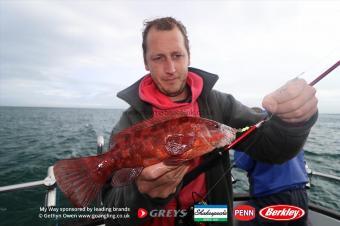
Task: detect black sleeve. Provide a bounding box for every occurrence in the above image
[217,91,318,164]
[235,113,318,164]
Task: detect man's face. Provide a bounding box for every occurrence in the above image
[144,27,190,97]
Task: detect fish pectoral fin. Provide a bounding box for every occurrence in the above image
[163,157,190,166]
[165,134,195,156]
[111,167,143,187]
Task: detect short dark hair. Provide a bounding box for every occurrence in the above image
[142,17,190,65]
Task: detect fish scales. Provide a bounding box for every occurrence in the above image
[53,116,237,207]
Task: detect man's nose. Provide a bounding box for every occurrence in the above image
[164,58,176,73]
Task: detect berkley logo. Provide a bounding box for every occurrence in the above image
[234,205,255,221]
[259,205,305,221]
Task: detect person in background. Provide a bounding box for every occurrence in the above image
[102,17,318,226]
[234,107,309,226]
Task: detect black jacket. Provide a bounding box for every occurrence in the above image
[102,67,317,226]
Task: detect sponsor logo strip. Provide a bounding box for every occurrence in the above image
[194,205,228,222]
[259,205,305,221]
[137,208,188,218]
[234,205,256,221]
[137,208,148,218]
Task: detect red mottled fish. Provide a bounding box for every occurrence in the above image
[53,116,236,207]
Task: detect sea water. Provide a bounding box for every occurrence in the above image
[0,107,339,225]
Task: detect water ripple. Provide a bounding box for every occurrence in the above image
[0,107,339,225]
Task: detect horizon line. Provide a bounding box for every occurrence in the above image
[1,105,339,114]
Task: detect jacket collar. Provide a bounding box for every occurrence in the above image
[116,67,219,113]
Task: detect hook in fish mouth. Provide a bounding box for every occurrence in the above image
[216,124,237,148]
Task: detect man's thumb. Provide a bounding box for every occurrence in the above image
[262,95,277,114]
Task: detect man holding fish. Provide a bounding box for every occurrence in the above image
[52,17,318,225]
[97,17,318,226]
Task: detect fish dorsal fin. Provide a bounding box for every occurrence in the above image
[111,113,190,144]
[165,134,195,156]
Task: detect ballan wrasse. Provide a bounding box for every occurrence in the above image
[53,116,237,207]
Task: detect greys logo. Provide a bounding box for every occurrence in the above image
[138,208,188,218]
[150,209,187,218]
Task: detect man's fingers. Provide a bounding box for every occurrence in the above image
[262,94,278,114]
[154,164,189,186]
[139,162,181,180]
[138,164,190,198]
[277,98,318,123]
[150,165,189,192]
[148,185,177,199]
[169,164,190,180]
[272,85,316,115]
[262,78,307,113]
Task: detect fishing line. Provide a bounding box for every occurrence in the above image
[189,60,339,204]
[199,115,272,202]
[294,48,339,80]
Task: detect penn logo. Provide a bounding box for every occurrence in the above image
[259,205,305,221]
[234,205,255,221]
[137,208,148,218]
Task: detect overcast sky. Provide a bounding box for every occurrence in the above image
[0,0,339,113]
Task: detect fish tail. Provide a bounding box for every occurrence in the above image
[53,154,112,207]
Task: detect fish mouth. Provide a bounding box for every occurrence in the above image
[217,125,236,147]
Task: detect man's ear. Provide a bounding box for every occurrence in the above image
[144,57,150,71]
[145,63,149,71]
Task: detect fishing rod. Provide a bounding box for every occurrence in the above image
[182,60,339,188]
[309,60,339,86]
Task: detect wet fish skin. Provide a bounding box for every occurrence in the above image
[53,116,236,207]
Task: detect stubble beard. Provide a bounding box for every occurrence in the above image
[159,81,187,97]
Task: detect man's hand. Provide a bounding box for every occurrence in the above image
[136,162,190,198]
[262,78,318,123]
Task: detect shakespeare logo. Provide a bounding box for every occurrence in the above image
[259,205,305,221]
[194,205,228,222]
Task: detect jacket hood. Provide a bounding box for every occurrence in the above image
[116,67,219,113]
